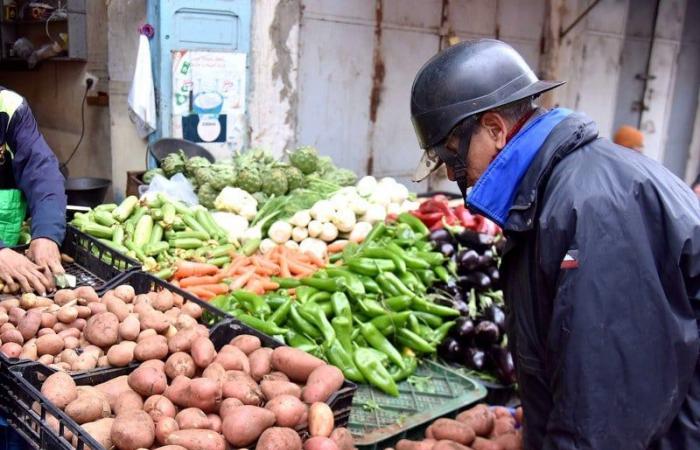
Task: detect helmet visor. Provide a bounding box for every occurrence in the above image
[412,146,444,182]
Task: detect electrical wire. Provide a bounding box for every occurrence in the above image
[60,84,89,172]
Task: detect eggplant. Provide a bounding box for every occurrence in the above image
[485,266,500,285]
[487,305,506,333]
[494,238,507,255]
[474,320,500,347]
[456,229,494,252]
[457,249,480,274]
[477,250,494,268]
[488,346,517,385]
[461,271,491,290]
[463,347,486,370]
[453,316,475,340]
[429,228,454,246]
[439,242,455,258]
[438,336,462,362]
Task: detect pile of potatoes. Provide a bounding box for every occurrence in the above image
[0,284,206,372]
[36,333,355,450]
[391,404,523,450]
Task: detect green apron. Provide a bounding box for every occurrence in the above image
[0,146,27,246]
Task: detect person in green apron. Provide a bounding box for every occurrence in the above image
[0,87,66,295]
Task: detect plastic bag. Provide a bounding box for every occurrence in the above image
[139,173,199,206]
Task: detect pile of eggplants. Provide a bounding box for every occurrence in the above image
[428,228,516,386]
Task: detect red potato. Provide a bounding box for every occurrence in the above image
[166,429,225,450]
[396,439,438,450]
[428,419,476,446]
[165,352,196,379]
[492,407,513,419]
[75,386,111,418]
[257,426,303,450]
[41,371,77,409]
[65,394,106,424]
[471,437,505,450]
[111,410,155,450]
[271,347,325,383]
[456,404,494,437]
[155,446,187,450]
[168,328,198,353]
[84,312,120,347]
[138,328,158,342]
[134,302,154,317]
[36,328,55,337]
[76,305,91,319]
[71,353,98,372]
[302,365,344,403]
[180,302,202,319]
[221,405,276,447]
[40,312,56,329]
[187,377,222,413]
[175,313,197,330]
[140,359,166,371]
[330,428,355,450]
[222,378,263,406]
[57,349,79,365]
[8,307,26,326]
[218,398,243,419]
[63,336,79,350]
[156,417,179,445]
[107,343,135,367]
[176,407,210,430]
[140,309,170,333]
[261,379,302,399]
[56,305,79,324]
[17,310,42,340]
[119,314,141,341]
[0,328,23,345]
[37,354,54,365]
[191,337,217,368]
[82,345,103,359]
[114,285,136,303]
[96,375,131,410]
[249,347,273,381]
[304,437,340,450]
[134,334,169,361]
[80,418,114,449]
[206,414,221,433]
[493,430,522,450]
[144,395,177,422]
[53,289,77,306]
[432,441,472,450]
[74,286,99,304]
[490,417,516,438]
[57,328,80,339]
[114,389,144,415]
[88,302,107,315]
[201,362,226,384]
[128,365,168,396]
[0,311,8,327]
[19,341,37,360]
[265,394,307,428]
[36,334,64,356]
[173,293,184,308]
[164,375,191,407]
[66,318,86,331]
[152,289,174,311]
[230,334,261,355]
[214,346,250,372]
[308,402,334,437]
[0,322,15,333]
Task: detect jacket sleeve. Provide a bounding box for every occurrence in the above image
[7,101,66,245]
[539,182,700,450]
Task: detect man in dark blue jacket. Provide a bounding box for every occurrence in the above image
[0,87,66,295]
[411,39,700,449]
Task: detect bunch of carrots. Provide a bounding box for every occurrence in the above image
[169,245,327,300]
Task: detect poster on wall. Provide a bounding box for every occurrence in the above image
[171,50,247,160]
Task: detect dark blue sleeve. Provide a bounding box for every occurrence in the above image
[7,101,66,245]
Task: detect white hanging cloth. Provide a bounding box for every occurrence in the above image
[128,34,157,138]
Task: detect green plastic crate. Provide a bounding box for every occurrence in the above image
[349,360,487,450]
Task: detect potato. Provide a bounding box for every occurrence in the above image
[257,426,303,450]
[188,377,222,413]
[492,407,512,419]
[63,336,80,350]
[107,343,135,367]
[214,347,249,372]
[88,302,107,315]
[145,395,177,422]
[134,335,169,361]
[490,417,516,438]
[142,359,166,371]
[56,306,79,324]
[514,407,523,424]
[138,328,158,341]
[271,347,325,383]
[37,328,55,337]
[249,347,273,382]
[330,428,355,450]
[58,349,79,365]
[168,328,198,353]
[67,318,87,331]
[128,365,168,396]
[206,414,221,433]
[302,365,344,403]
[114,285,136,303]
[432,441,472,450]
[180,302,202,319]
[0,298,19,309]
[58,328,80,339]
[152,289,174,311]
[165,352,196,379]
[81,418,114,449]
[456,404,494,437]
[164,375,191,407]
[428,419,476,446]
[166,429,225,450]
[221,405,275,447]
[76,305,91,319]
[17,310,41,341]
[84,312,120,347]
[493,431,522,450]
[164,325,178,339]
[176,407,210,430]
[202,362,226,384]
[173,293,184,308]
[75,386,111,417]
[71,353,98,371]
[140,309,170,333]
[471,437,505,450]
[83,345,103,359]
[19,341,37,360]
[308,402,334,437]
[0,322,15,333]
[40,312,57,329]
[218,397,243,418]
[111,410,155,450]
[37,354,54,365]
[41,371,77,409]
[36,334,64,356]
[114,389,144,415]
[0,311,8,327]
[175,314,197,330]
[8,307,26,326]
[106,296,130,322]
[134,302,154,317]
[191,337,217,368]
[222,377,263,406]
[155,446,188,450]
[1,328,24,346]
[304,437,340,450]
[156,417,180,445]
[230,334,261,355]
[74,286,99,304]
[261,380,302,399]
[265,394,307,428]
[65,394,106,424]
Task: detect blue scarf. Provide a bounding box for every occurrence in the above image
[466,108,572,226]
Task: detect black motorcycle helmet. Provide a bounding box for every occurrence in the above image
[411,39,565,188]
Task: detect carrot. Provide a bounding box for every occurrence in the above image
[192,283,229,295]
[303,251,326,267]
[279,253,292,278]
[327,240,349,253]
[246,279,265,295]
[253,256,280,272]
[230,268,256,290]
[254,266,277,276]
[260,280,280,291]
[224,256,250,277]
[185,286,216,301]
[174,261,219,279]
[288,259,316,274]
[179,275,223,288]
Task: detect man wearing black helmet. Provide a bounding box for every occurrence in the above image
[411,39,700,449]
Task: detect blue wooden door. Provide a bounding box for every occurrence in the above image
[147,0,252,140]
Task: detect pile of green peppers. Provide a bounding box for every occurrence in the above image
[210,214,459,396]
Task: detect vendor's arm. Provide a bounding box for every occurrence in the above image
[6,93,66,273]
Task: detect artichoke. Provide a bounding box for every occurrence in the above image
[161,149,186,177]
[289,146,319,174]
[284,165,305,191]
[210,165,237,190]
[185,156,210,177]
[317,155,335,175]
[236,167,263,193]
[262,168,289,197]
[197,183,219,209]
[195,167,215,186]
[323,168,357,187]
[142,168,164,184]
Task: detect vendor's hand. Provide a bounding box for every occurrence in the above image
[28,238,64,276]
[0,247,52,295]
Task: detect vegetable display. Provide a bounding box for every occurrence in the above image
[36,329,356,450]
[210,216,460,396]
[412,195,500,236]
